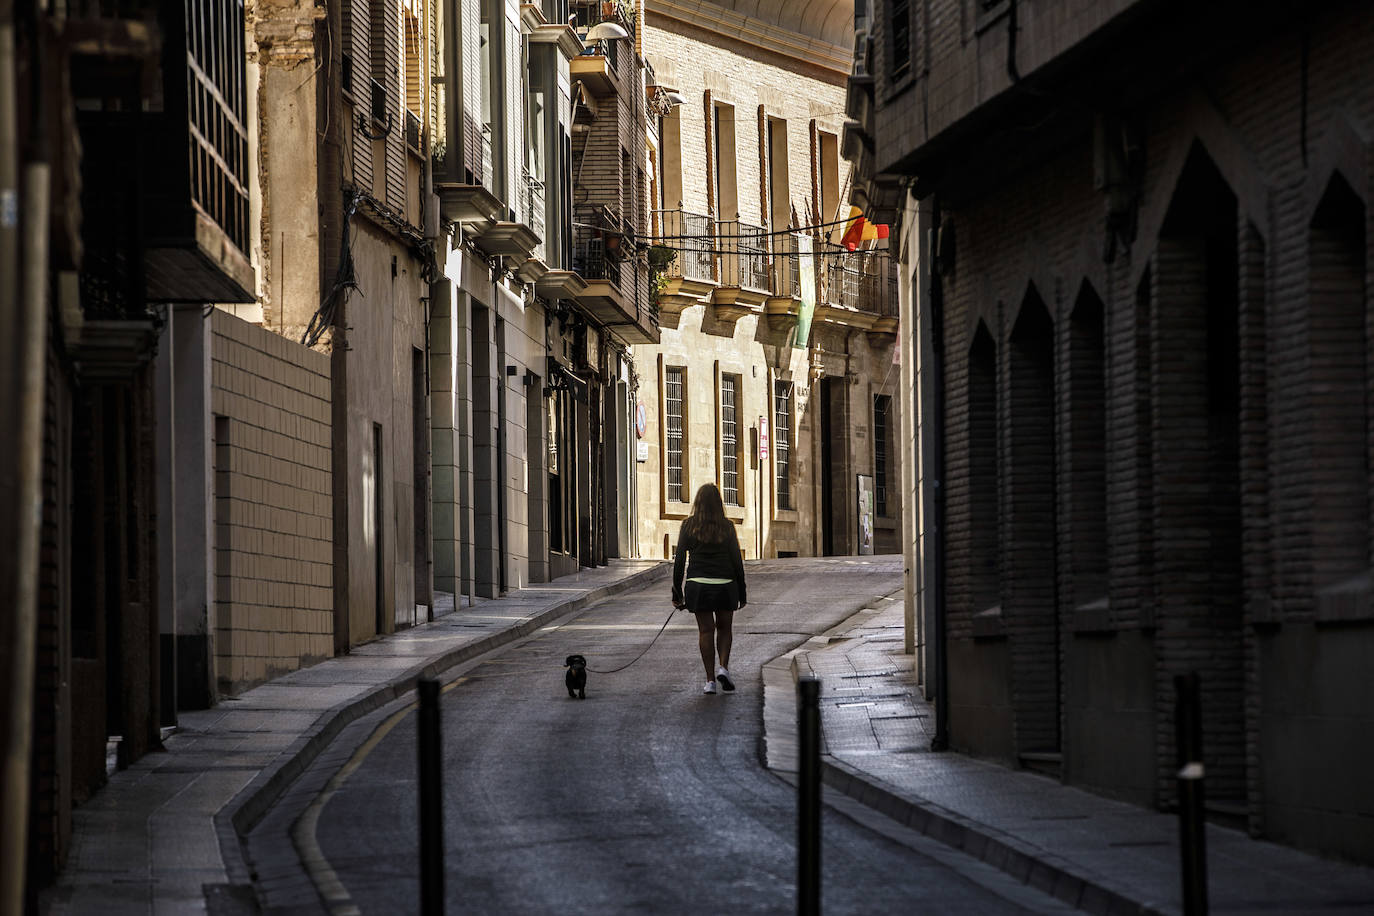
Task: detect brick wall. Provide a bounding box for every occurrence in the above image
[891,0,1374,862]
[210,311,333,695]
[635,17,902,560]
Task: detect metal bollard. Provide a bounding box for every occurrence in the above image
[798,676,821,916]
[418,678,445,916]
[1174,672,1208,916]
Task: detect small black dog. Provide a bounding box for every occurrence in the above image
[564,654,587,699]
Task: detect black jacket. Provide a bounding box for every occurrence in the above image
[672,527,747,606]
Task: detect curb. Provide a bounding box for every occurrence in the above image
[214,561,671,887]
[816,759,1167,916]
[763,596,1169,916]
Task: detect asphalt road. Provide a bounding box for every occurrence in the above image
[307,557,1060,914]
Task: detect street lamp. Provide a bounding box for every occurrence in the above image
[586,21,629,42]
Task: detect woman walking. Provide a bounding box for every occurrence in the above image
[672,483,747,694]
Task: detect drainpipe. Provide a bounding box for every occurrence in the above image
[929,198,948,752]
[1,0,48,908]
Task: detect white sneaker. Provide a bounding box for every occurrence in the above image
[716,667,735,692]
[702,680,717,695]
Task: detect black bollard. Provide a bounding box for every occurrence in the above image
[418,678,445,916]
[798,676,821,916]
[1174,672,1208,916]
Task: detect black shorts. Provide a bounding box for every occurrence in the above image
[684,579,740,613]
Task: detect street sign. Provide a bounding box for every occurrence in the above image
[759,415,769,460]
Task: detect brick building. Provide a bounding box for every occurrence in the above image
[847,0,1374,863]
[636,0,902,561]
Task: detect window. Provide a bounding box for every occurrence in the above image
[721,375,740,505]
[713,101,738,220]
[403,5,422,117]
[874,395,891,516]
[819,130,840,231]
[478,0,502,193]
[774,381,792,510]
[766,116,789,231]
[402,6,423,150]
[660,105,682,210]
[665,367,686,502]
[890,0,911,80]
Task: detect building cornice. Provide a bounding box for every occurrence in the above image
[646,0,851,76]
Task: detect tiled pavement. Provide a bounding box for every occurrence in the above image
[762,596,1374,916]
[39,560,670,915]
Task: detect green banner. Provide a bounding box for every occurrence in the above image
[793,235,815,349]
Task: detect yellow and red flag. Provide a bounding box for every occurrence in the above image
[838,206,890,251]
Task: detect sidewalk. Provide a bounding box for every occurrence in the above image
[40,560,670,915]
[762,597,1374,916]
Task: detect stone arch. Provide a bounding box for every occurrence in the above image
[1300,110,1369,227]
[1066,280,1108,610]
[1307,170,1369,599]
[1151,142,1247,809]
[1131,90,1272,292]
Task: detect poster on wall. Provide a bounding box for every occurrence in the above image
[856,474,874,556]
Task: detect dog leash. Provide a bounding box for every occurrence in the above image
[585,605,682,674]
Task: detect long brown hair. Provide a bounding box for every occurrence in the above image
[681,483,734,544]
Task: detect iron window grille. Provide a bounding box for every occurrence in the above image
[774,381,792,510]
[721,375,740,505]
[874,394,891,516]
[666,367,685,502]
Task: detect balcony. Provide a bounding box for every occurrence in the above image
[762,231,807,343]
[523,171,547,263]
[436,124,505,230]
[572,222,659,345]
[569,0,634,97]
[817,250,898,332]
[651,208,716,328]
[711,219,770,324]
[72,0,254,304]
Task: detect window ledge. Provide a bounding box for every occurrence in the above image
[773,508,799,523]
[1316,571,1374,625]
[724,505,746,523]
[972,605,1005,640]
[661,501,690,521]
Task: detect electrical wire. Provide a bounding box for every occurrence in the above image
[636,214,863,243]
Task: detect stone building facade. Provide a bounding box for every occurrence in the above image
[636,0,902,561]
[847,0,1374,864]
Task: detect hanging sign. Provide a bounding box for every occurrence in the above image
[758,415,769,460]
[635,402,647,438]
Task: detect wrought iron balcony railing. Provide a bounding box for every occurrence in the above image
[480,124,494,190]
[770,231,804,299]
[524,171,547,261]
[573,224,622,285]
[825,250,897,316]
[653,208,715,284]
[717,220,769,292]
[571,0,636,39]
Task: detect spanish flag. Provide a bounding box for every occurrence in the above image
[838,206,890,251]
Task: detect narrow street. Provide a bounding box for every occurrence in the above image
[291,558,1063,913]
